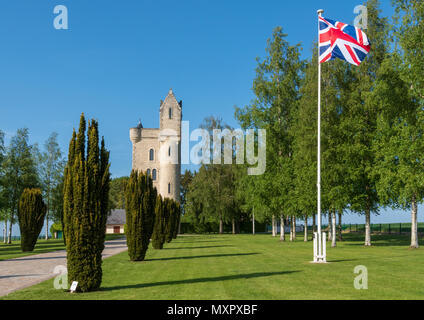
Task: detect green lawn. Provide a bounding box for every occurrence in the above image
[2,233,424,300]
[0,234,124,261]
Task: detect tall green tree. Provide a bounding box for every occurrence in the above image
[341,0,389,246]
[180,170,193,233]
[109,176,129,210]
[125,170,156,261]
[17,188,47,252]
[372,54,422,248]
[235,26,304,240]
[291,48,318,242]
[50,175,64,224]
[321,52,352,247]
[38,132,65,240]
[3,128,39,244]
[372,0,424,248]
[394,0,424,100]
[63,114,110,292]
[199,116,236,234]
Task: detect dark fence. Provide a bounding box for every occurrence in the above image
[307,222,424,234]
[179,221,267,234]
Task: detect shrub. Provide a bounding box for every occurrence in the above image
[18,188,47,252]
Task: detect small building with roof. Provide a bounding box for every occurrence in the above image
[106,209,126,234]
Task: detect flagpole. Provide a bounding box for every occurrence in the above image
[315,9,326,263]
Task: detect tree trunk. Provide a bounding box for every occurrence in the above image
[45,194,50,240]
[219,214,223,234]
[8,213,13,244]
[290,216,296,241]
[312,214,316,234]
[3,219,7,243]
[280,214,285,241]
[338,211,342,241]
[410,195,419,249]
[252,211,255,235]
[289,217,293,241]
[364,208,371,246]
[328,212,332,242]
[331,209,337,247]
[304,215,308,242]
[272,215,276,237]
[45,216,49,240]
[232,218,235,235]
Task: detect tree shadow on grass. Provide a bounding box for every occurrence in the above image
[100,270,301,292]
[0,274,44,279]
[10,255,67,261]
[326,259,358,263]
[0,241,65,260]
[146,252,259,262]
[170,240,228,244]
[163,245,234,250]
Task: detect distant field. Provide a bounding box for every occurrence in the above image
[2,232,423,300]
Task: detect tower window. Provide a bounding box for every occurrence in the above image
[147,169,151,177]
[152,169,157,181]
[168,183,171,194]
[168,146,171,157]
[169,108,172,119]
[149,149,154,161]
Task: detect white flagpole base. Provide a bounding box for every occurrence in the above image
[311,232,328,264]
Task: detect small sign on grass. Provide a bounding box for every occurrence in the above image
[70,281,78,293]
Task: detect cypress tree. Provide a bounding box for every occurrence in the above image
[125,170,156,261]
[63,114,110,292]
[62,130,76,245]
[164,198,174,244]
[17,188,47,252]
[152,195,166,249]
[172,202,181,239]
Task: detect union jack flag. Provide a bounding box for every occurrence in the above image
[319,16,370,66]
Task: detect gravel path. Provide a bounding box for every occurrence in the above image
[0,239,127,297]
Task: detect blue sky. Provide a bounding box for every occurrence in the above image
[2,0,418,225]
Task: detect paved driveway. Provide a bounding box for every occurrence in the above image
[0,239,128,297]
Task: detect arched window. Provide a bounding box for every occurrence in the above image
[147,169,151,177]
[169,107,172,119]
[149,149,154,161]
[168,183,171,194]
[168,146,171,157]
[152,169,157,181]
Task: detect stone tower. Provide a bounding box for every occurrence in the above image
[129,89,182,202]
